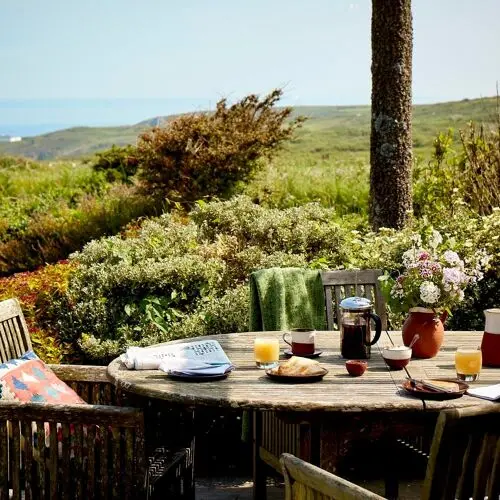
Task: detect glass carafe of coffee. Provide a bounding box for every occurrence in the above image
[339,296,382,359]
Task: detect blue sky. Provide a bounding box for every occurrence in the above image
[1,0,499,131]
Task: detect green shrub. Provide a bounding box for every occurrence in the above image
[47,197,347,362]
[137,89,305,205]
[0,262,74,363]
[91,145,139,183]
[414,121,500,219]
[0,155,33,170]
[5,199,499,364]
[191,196,349,265]
[346,208,499,329]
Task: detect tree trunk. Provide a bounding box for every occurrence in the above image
[370,0,413,230]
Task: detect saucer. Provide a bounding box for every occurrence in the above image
[265,367,328,383]
[167,372,231,382]
[284,349,322,359]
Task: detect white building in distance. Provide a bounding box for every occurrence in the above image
[0,135,22,143]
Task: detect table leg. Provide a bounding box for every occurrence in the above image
[253,410,267,500]
[383,436,400,500]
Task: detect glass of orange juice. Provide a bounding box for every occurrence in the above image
[455,347,482,382]
[254,337,280,369]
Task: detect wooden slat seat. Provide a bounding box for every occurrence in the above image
[0,298,194,499]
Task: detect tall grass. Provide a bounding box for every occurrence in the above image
[246,150,369,215]
[0,158,165,274]
[0,159,107,238]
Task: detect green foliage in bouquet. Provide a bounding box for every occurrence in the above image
[49,196,348,362]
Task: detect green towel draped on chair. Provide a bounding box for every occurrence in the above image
[249,267,327,332]
[242,267,327,442]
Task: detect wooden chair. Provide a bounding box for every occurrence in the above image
[255,270,387,498]
[0,298,33,362]
[281,405,500,500]
[281,452,384,500]
[0,298,194,499]
[322,269,387,331]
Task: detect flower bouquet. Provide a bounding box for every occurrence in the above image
[379,230,488,358]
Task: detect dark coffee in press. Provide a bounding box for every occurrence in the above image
[341,323,370,359]
[339,296,383,360]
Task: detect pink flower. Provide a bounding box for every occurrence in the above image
[418,251,431,261]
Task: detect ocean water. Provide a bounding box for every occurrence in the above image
[0,98,212,137]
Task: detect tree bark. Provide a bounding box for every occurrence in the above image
[370,0,413,230]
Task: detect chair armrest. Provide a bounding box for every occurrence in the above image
[48,364,121,406]
[280,453,385,500]
[0,400,142,425]
[49,364,110,383]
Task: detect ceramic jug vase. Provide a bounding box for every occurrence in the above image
[402,307,447,359]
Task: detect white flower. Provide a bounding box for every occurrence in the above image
[402,248,424,267]
[429,230,443,249]
[443,267,465,287]
[443,250,461,266]
[410,233,422,247]
[420,281,441,304]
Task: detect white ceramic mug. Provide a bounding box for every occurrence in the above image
[282,328,316,355]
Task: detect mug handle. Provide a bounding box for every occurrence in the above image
[282,332,292,347]
[364,313,382,346]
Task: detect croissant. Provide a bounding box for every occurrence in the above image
[272,356,326,376]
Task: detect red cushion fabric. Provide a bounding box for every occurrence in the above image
[0,350,85,404]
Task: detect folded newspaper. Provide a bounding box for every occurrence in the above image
[467,383,500,401]
[120,339,234,376]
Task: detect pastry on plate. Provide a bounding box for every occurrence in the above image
[423,379,460,392]
[269,356,326,377]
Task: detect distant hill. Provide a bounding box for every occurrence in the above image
[0,97,497,160]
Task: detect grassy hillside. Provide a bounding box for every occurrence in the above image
[1,97,497,160]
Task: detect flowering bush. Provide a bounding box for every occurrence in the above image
[379,230,490,315]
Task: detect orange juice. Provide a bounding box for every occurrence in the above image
[254,338,279,369]
[455,348,482,382]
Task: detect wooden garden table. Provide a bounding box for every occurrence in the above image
[107,330,498,498]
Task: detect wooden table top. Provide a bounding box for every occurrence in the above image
[107,331,499,413]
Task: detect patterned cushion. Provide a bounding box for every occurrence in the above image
[0,350,85,404]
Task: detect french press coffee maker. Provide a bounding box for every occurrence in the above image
[339,296,382,359]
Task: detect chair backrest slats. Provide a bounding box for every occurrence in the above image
[12,419,21,500]
[0,298,33,362]
[22,420,34,500]
[36,419,46,497]
[0,421,7,498]
[60,422,71,498]
[49,420,58,499]
[321,269,387,330]
[422,405,500,500]
[487,440,500,499]
[0,402,146,499]
[474,433,498,499]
